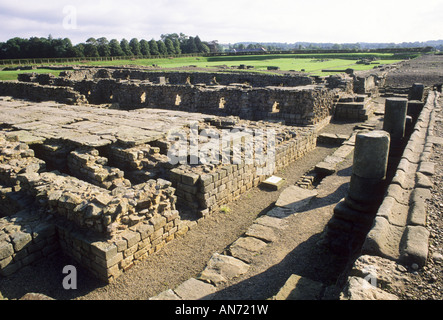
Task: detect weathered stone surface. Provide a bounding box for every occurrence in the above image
[340,276,399,300]
[229,237,268,263]
[19,293,55,300]
[407,201,427,226]
[275,186,317,212]
[376,196,409,227]
[418,161,435,176]
[400,225,430,267]
[265,206,293,219]
[271,274,323,300]
[149,289,182,300]
[261,176,285,191]
[363,217,405,260]
[383,98,408,142]
[199,253,249,286]
[352,130,390,179]
[245,223,277,243]
[173,278,216,300]
[257,214,288,229]
[350,255,408,292]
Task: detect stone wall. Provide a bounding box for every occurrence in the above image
[64,68,315,87]
[339,89,439,299]
[166,120,317,216]
[0,81,86,105]
[5,68,347,126]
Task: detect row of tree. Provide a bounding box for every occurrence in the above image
[0,33,215,60]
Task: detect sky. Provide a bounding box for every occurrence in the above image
[0,0,442,44]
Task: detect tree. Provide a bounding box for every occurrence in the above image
[184,37,198,53]
[194,36,206,52]
[165,38,176,54]
[109,39,124,56]
[157,40,168,55]
[129,38,142,56]
[84,43,99,57]
[173,38,181,54]
[73,44,85,57]
[120,38,133,56]
[149,39,159,55]
[97,37,111,57]
[139,39,151,56]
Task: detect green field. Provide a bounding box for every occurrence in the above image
[0,68,61,81]
[0,52,418,80]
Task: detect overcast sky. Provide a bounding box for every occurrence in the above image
[0,0,442,44]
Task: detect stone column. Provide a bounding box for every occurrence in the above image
[410,83,425,101]
[383,97,408,144]
[345,130,390,212]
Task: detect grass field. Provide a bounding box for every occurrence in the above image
[0,68,61,81]
[0,52,418,80]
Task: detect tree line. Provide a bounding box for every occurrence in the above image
[0,33,217,60]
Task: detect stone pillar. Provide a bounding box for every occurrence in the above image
[345,130,390,212]
[383,97,408,144]
[323,130,391,255]
[409,83,425,101]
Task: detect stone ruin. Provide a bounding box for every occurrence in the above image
[0,62,418,287]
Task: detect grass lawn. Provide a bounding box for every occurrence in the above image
[0,52,416,80]
[0,68,61,81]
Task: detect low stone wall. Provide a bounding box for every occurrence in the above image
[5,68,350,126]
[0,210,59,277]
[168,126,317,216]
[63,68,315,87]
[339,90,439,299]
[0,81,86,105]
[0,130,190,282]
[67,147,131,190]
[73,79,337,126]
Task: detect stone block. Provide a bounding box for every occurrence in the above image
[199,253,250,286]
[229,237,267,263]
[245,223,277,243]
[400,225,429,267]
[91,241,118,260]
[0,243,14,260]
[174,278,216,300]
[11,232,32,252]
[261,176,285,191]
[275,186,317,212]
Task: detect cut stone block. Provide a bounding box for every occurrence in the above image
[245,223,277,243]
[275,186,317,212]
[418,162,435,176]
[257,214,288,229]
[261,176,285,191]
[173,278,216,300]
[400,225,430,267]
[199,253,250,286]
[362,216,405,261]
[229,237,267,263]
